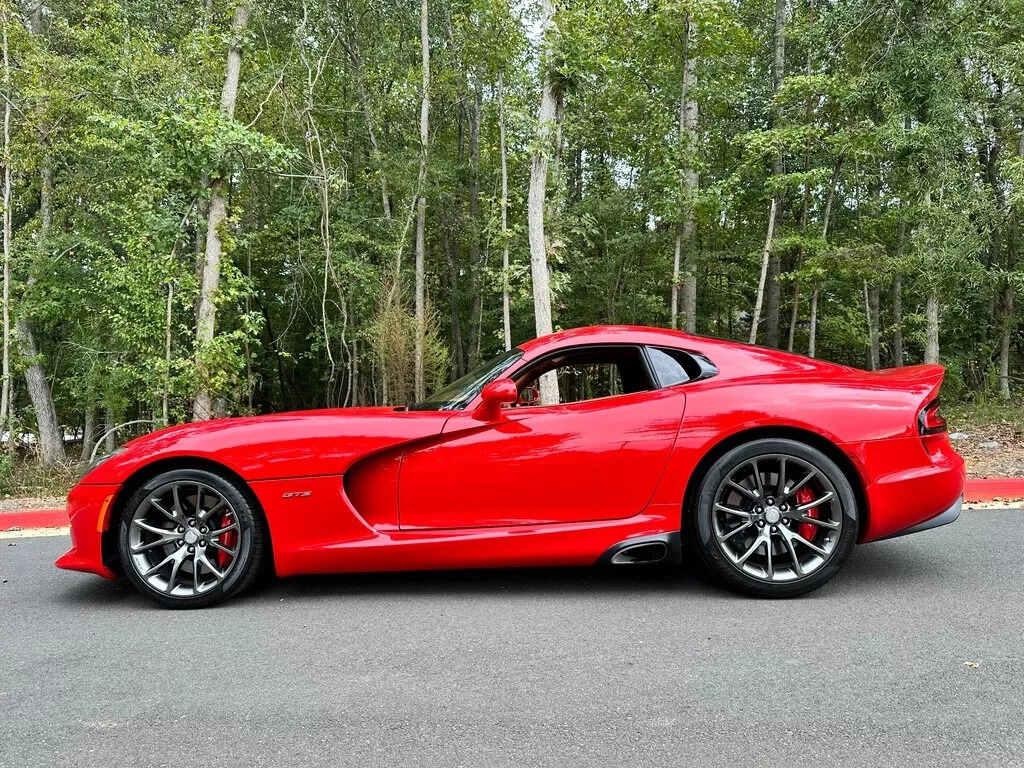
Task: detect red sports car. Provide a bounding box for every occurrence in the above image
[57,325,965,608]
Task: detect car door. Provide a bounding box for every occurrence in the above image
[397,345,687,529]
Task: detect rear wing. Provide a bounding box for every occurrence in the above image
[868,364,946,433]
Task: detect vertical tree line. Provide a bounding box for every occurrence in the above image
[0,0,1020,469]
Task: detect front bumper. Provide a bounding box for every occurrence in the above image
[54,482,120,579]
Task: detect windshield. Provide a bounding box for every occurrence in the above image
[410,348,523,411]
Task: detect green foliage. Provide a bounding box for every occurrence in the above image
[1,0,1023,475]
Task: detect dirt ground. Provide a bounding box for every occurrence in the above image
[949,421,1024,478]
[0,496,65,513]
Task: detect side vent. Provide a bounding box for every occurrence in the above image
[610,541,669,565]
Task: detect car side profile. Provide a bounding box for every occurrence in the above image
[57,325,965,608]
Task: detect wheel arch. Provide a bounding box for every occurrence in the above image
[101,455,271,575]
[681,425,869,539]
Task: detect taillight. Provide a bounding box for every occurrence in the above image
[918,399,947,435]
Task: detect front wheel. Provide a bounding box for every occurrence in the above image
[118,468,265,609]
[688,439,858,598]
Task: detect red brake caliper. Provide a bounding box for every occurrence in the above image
[216,513,237,569]
[794,485,818,541]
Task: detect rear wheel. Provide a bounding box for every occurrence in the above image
[118,468,265,609]
[689,439,858,597]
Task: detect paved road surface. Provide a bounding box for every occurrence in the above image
[1,509,1021,767]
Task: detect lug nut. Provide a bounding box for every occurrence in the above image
[187,546,195,553]
[200,540,207,547]
[757,520,765,528]
[188,519,197,527]
[200,527,208,534]
[177,526,185,533]
[771,525,778,532]
[176,539,184,547]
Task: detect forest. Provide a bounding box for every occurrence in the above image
[0,0,1022,478]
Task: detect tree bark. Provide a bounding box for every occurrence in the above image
[786,282,799,353]
[466,83,483,366]
[892,273,904,367]
[672,14,699,333]
[413,0,430,403]
[193,2,249,420]
[0,7,10,442]
[924,290,940,364]
[864,280,880,370]
[749,197,777,344]
[528,0,561,404]
[763,0,788,349]
[17,317,64,464]
[498,71,511,351]
[999,283,1013,399]
[808,157,841,358]
[80,407,95,463]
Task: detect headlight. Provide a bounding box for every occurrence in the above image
[87,447,126,473]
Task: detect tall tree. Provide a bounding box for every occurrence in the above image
[193,1,250,420]
[413,0,430,403]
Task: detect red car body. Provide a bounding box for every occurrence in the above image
[57,325,965,581]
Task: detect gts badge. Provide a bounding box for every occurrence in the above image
[282,491,312,499]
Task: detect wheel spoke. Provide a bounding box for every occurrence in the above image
[796,492,834,512]
[726,480,758,503]
[165,549,186,593]
[790,530,829,557]
[149,497,178,524]
[195,549,225,581]
[718,521,752,543]
[133,519,175,537]
[735,532,766,566]
[208,521,238,537]
[775,457,787,499]
[750,460,766,499]
[780,471,815,501]
[789,513,839,530]
[208,539,237,556]
[765,537,774,579]
[143,549,179,577]
[131,536,175,555]
[714,502,751,518]
[171,484,185,519]
[199,499,226,524]
[779,527,804,576]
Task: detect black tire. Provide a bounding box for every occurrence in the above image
[687,438,858,598]
[118,468,266,609]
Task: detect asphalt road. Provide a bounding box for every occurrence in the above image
[1,509,1021,768]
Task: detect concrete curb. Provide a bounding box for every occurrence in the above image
[0,508,66,532]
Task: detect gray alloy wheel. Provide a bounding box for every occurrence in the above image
[118,468,265,609]
[690,438,858,598]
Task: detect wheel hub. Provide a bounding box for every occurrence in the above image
[183,528,200,546]
[763,506,782,525]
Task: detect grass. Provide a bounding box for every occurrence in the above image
[0,455,82,500]
[942,400,1024,434]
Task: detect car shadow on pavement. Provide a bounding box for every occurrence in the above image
[53,538,948,609]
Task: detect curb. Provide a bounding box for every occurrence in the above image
[0,480,1022,531]
[964,478,1024,503]
[0,508,66,532]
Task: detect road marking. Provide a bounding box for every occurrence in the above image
[0,526,70,539]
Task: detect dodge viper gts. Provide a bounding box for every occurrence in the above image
[57,325,965,608]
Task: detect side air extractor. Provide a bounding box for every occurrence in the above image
[598,533,681,567]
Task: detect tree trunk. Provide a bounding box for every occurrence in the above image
[864,280,880,370]
[999,283,1013,400]
[413,0,430,403]
[17,318,64,465]
[466,83,483,367]
[103,409,116,453]
[807,157,841,358]
[749,198,778,344]
[528,0,561,405]
[892,273,904,366]
[674,14,699,334]
[763,0,788,349]
[924,290,940,364]
[193,2,249,420]
[786,282,799,353]
[0,7,10,441]
[80,407,95,463]
[498,71,511,351]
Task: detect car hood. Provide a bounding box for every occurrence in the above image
[81,407,452,485]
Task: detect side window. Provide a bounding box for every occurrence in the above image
[646,347,691,387]
[644,346,716,387]
[515,346,654,406]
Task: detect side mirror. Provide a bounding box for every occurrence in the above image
[473,379,518,421]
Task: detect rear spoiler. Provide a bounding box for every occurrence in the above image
[867,364,946,426]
